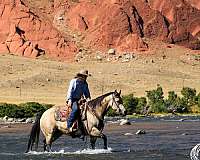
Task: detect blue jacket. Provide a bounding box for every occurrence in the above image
[66,78,91,103]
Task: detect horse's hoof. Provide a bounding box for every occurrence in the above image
[104,147,108,150]
[79,135,85,141]
[25,150,30,153]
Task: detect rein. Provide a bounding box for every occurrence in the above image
[86,93,119,121]
[111,93,120,109]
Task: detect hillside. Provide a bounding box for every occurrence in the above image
[0,0,199,105]
[0,41,199,105]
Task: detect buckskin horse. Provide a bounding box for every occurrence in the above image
[26,90,126,152]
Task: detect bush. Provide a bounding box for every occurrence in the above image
[106,107,117,117]
[0,103,20,118]
[135,97,147,114]
[198,93,200,108]
[181,87,196,106]
[146,85,167,113]
[0,102,53,118]
[122,94,138,115]
[165,91,178,112]
[19,102,51,118]
[174,97,188,113]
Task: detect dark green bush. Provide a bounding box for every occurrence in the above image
[135,97,147,114]
[0,102,53,118]
[165,91,188,113]
[197,93,200,108]
[18,102,51,118]
[146,85,167,113]
[181,87,196,106]
[106,107,117,117]
[0,103,20,118]
[122,94,138,115]
[174,97,188,113]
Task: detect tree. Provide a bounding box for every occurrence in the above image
[146,85,167,113]
[165,91,178,112]
[122,94,138,115]
[135,97,147,114]
[181,87,196,106]
[196,92,200,108]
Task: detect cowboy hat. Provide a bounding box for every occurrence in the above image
[77,69,91,77]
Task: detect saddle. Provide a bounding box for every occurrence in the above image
[54,103,87,130]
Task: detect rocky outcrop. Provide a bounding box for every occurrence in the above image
[149,0,200,49]
[0,0,77,59]
[186,0,200,10]
[62,0,200,52]
[0,0,200,60]
[64,0,152,52]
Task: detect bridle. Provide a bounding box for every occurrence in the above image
[111,93,121,111]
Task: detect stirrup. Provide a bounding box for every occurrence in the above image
[69,127,73,132]
[68,127,77,133]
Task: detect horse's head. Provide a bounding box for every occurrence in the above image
[109,90,126,116]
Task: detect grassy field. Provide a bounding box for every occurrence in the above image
[0,41,199,105]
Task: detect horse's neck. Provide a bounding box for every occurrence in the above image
[95,95,112,119]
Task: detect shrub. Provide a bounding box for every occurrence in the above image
[135,97,147,114]
[122,94,138,115]
[106,107,117,117]
[181,87,196,106]
[19,102,52,118]
[146,85,167,113]
[174,97,188,113]
[0,103,21,118]
[165,91,178,112]
[0,102,53,118]
[198,93,200,108]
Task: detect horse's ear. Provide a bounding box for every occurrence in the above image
[114,89,117,93]
[119,90,121,95]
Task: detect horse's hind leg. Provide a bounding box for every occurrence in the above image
[51,130,63,143]
[43,139,47,151]
[90,136,97,149]
[43,133,53,152]
[43,130,63,152]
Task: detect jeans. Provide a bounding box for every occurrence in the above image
[67,101,79,128]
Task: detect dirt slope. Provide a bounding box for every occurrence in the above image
[0,41,199,105]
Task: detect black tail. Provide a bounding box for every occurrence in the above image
[25,112,43,153]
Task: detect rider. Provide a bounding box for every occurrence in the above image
[66,69,91,132]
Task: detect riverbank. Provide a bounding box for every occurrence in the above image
[1,114,200,134]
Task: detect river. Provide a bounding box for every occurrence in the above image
[0,116,200,160]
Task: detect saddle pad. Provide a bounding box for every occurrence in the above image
[54,105,71,122]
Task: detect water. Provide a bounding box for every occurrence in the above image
[1,117,200,160]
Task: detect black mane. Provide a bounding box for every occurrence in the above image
[87,92,114,109]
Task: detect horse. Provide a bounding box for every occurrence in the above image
[25,90,126,152]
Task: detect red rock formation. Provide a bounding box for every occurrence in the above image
[149,0,200,49]
[186,0,200,10]
[0,0,77,59]
[64,0,150,52]
[0,0,200,60]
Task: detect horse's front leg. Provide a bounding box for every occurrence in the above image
[101,133,107,149]
[90,127,107,149]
